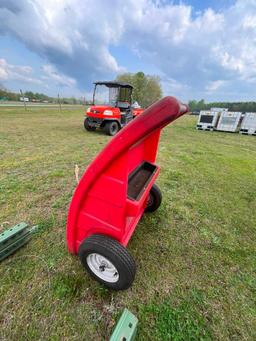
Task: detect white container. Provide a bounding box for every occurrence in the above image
[240,112,256,135]
[19,97,29,102]
[216,111,242,132]
[197,110,221,131]
[211,107,228,112]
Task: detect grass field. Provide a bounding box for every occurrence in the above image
[0,107,255,340]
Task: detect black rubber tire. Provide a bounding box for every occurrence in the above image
[145,184,162,213]
[84,118,96,131]
[104,121,119,136]
[78,234,136,290]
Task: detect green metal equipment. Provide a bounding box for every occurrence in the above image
[0,222,38,261]
[110,309,138,341]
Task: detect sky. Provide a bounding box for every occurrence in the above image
[0,0,256,102]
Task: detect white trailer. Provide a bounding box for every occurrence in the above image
[216,111,242,132]
[196,110,221,131]
[240,112,256,135]
[19,97,29,102]
[211,107,228,112]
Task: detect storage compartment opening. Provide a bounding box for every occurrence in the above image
[200,115,214,124]
[127,161,157,200]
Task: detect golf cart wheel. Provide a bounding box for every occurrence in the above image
[145,184,162,213]
[84,118,96,131]
[104,121,119,136]
[78,234,136,290]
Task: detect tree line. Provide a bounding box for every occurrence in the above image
[1,81,255,112]
[0,88,83,104]
[0,72,163,108]
[0,88,53,102]
[189,99,256,113]
[116,75,256,111]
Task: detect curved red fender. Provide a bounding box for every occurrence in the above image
[67,96,189,254]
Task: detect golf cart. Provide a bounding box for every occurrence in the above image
[84,81,144,136]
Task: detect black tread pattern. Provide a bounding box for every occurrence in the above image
[103,123,110,135]
[145,183,162,213]
[84,118,96,131]
[104,121,119,136]
[84,235,135,277]
[78,234,136,290]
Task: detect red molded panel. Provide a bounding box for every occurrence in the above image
[67,96,188,254]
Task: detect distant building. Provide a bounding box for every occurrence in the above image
[20,97,29,102]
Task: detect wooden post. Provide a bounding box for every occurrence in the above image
[20,89,27,111]
[58,93,62,112]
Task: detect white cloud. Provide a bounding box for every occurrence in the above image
[0,0,125,87]
[206,80,226,93]
[0,0,256,100]
[0,58,42,84]
[42,64,76,87]
[0,62,8,81]
[0,58,78,92]
[124,1,256,99]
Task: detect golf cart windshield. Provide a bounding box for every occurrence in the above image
[93,85,119,106]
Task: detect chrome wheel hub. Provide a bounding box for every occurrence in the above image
[86,253,119,283]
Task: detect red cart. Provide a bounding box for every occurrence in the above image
[67,96,188,290]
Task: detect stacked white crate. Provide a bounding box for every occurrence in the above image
[196,108,228,131]
[216,111,242,132]
[239,112,256,135]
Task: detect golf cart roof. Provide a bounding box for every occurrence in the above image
[94,81,133,89]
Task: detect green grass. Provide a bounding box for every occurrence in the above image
[138,289,212,341]
[0,107,255,340]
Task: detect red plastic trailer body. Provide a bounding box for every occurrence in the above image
[67,96,188,290]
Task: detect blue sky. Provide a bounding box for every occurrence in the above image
[0,0,255,102]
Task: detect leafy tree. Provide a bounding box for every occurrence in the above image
[188,100,198,111]
[24,91,34,99]
[116,71,162,107]
[0,87,19,101]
